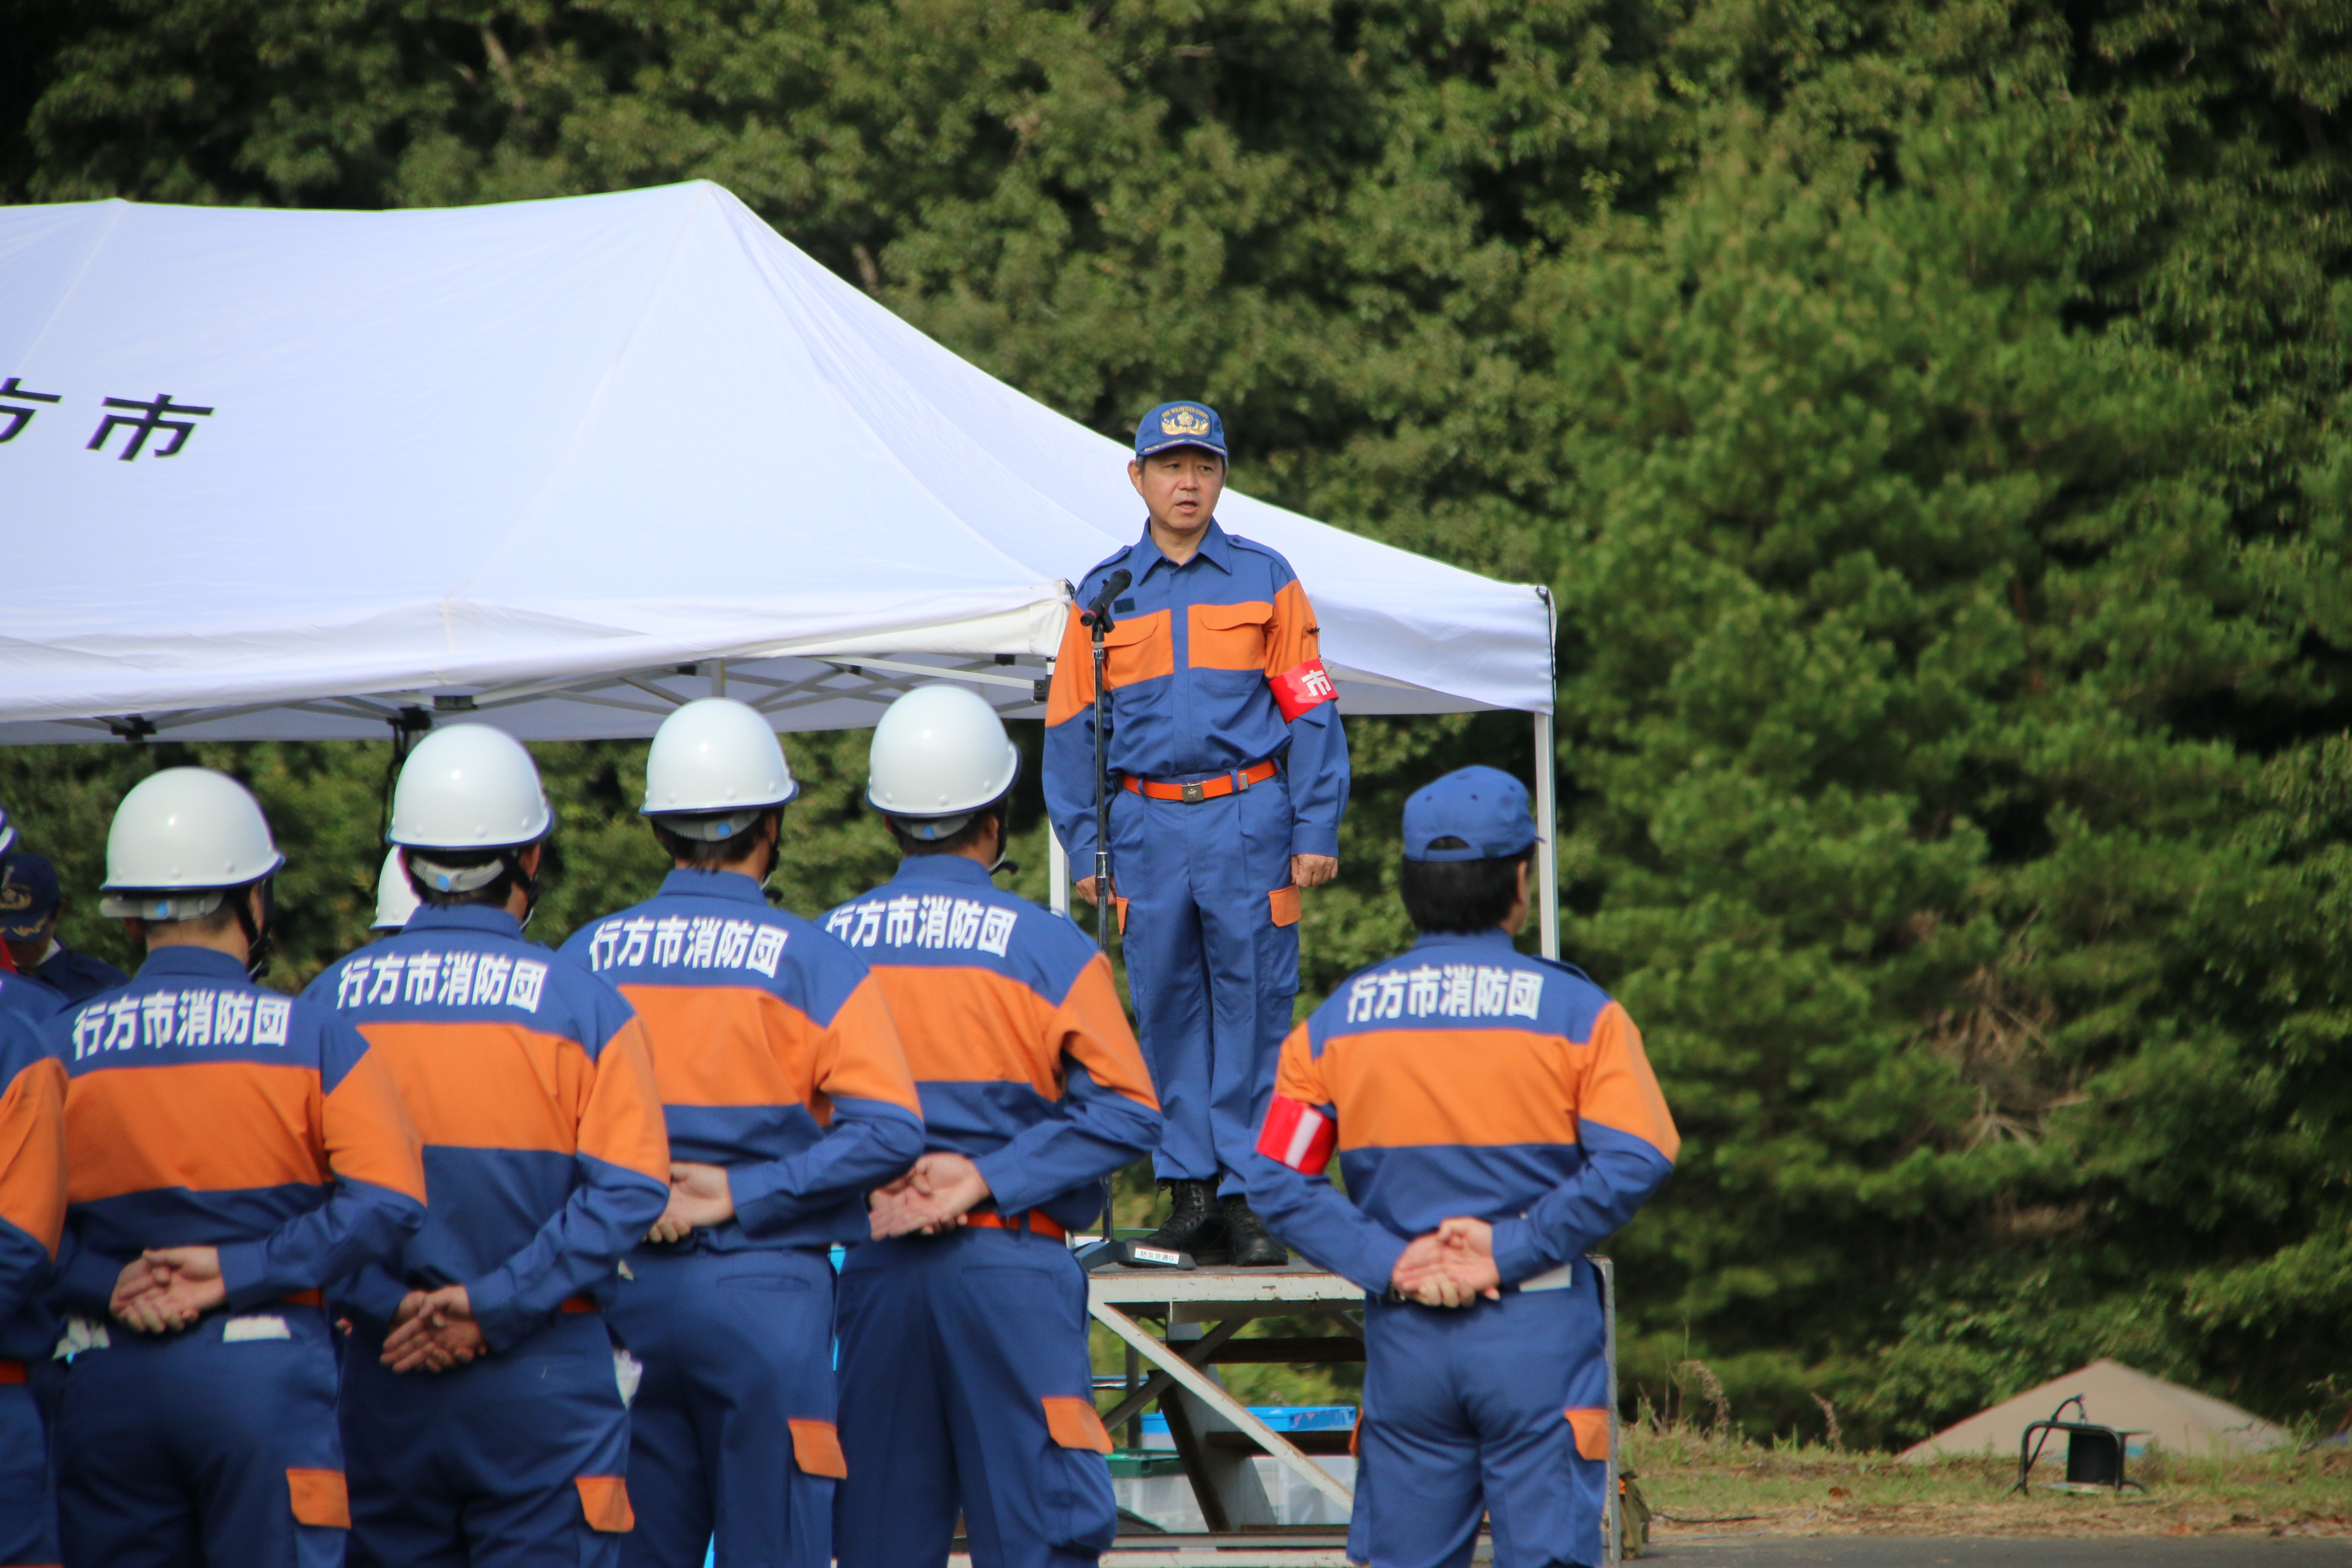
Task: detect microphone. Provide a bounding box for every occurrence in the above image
[1083,570,1133,630]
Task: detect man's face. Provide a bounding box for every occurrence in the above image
[2,913,54,970]
[1128,447,1227,538]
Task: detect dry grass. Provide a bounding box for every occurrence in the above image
[1625,1424,2352,1541]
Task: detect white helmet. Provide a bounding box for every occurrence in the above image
[371,846,421,931]
[867,683,1021,841]
[642,698,797,841]
[98,767,284,919]
[389,725,552,851]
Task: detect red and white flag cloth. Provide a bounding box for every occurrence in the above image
[1257,1094,1337,1176]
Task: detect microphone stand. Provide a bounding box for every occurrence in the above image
[1090,600,1116,951]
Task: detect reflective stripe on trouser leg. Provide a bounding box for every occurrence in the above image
[0,1381,57,1568]
[610,1245,838,1568]
[57,1308,345,1568]
[1358,1277,1608,1568]
[343,1312,630,1568]
[1112,778,1299,1188]
[837,1229,1116,1568]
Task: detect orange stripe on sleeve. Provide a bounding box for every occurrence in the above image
[1188,600,1274,671]
[0,1058,66,1255]
[619,985,824,1110]
[1045,603,1096,726]
[576,1017,672,1182]
[862,966,1059,1096]
[322,1051,428,1207]
[1265,579,1322,679]
[811,975,922,1123]
[355,1021,591,1154]
[1271,1023,1326,1107]
[66,1062,325,1204]
[1320,1028,1580,1151]
[1577,1002,1680,1162]
[1055,954,1158,1109]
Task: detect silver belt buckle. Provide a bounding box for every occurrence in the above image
[1180,781,1205,803]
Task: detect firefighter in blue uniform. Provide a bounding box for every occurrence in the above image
[830,685,1162,1568]
[304,726,673,1568]
[1043,401,1347,1264]
[1,855,129,1004]
[46,768,428,1568]
[0,1001,64,1568]
[1245,768,1678,1568]
[557,698,925,1568]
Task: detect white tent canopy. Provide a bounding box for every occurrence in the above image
[1899,1360,2289,1463]
[0,181,1560,938]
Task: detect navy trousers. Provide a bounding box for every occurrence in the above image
[0,1378,56,1568]
[341,1311,631,1568]
[609,1246,839,1568]
[1109,772,1300,1188]
[1351,1267,1611,1568]
[55,1306,346,1568]
[834,1228,1117,1568]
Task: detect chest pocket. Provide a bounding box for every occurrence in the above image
[1101,609,1174,689]
[1189,600,1273,672]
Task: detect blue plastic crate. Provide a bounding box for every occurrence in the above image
[1140,1405,1355,1435]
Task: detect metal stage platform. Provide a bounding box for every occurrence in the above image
[1077,1257,1621,1568]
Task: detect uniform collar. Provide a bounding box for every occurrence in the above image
[132,946,253,985]
[1409,928,1521,956]
[890,855,996,888]
[406,904,526,940]
[1128,518,1234,581]
[658,868,770,904]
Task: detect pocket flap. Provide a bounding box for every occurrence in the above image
[1101,616,1161,646]
[1565,1407,1611,1461]
[575,1475,635,1532]
[1268,885,1301,928]
[789,1418,848,1478]
[1197,600,1273,630]
[287,1469,349,1529]
[1041,1396,1114,1453]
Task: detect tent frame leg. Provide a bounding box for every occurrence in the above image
[1534,711,1560,960]
[1049,827,1070,917]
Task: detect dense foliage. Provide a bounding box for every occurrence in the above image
[6,0,2349,1445]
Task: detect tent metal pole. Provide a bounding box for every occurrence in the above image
[712,659,726,698]
[1048,827,1070,918]
[1534,710,1560,960]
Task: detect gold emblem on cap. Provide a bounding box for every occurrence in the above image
[0,883,28,912]
[1161,407,1212,438]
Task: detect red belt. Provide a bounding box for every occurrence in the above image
[965,1210,1067,1242]
[560,1295,597,1314]
[283,1289,324,1309]
[1124,759,1277,804]
[0,1360,24,1386]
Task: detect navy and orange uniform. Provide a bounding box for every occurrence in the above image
[1246,930,1678,1568]
[822,854,1162,1568]
[0,1009,64,1568]
[0,971,63,1030]
[556,869,924,1568]
[303,905,671,1568]
[1043,518,1349,1188]
[45,946,427,1568]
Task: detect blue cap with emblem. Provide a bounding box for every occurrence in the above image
[1403,766,1539,862]
[0,851,61,938]
[1135,401,1228,460]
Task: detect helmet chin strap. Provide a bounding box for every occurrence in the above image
[505,848,544,929]
[233,877,277,981]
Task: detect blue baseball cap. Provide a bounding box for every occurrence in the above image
[0,852,61,938]
[1135,401,1228,459]
[1403,767,1539,862]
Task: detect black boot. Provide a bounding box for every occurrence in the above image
[1143,1179,1228,1263]
[1222,1195,1289,1267]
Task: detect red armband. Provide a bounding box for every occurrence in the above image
[1256,1094,1337,1175]
[1269,658,1338,723]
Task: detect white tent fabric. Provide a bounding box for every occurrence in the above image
[0,181,1552,744]
[1899,1359,2289,1462]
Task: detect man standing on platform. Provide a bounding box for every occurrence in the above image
[829,684,1161,1568]
[1245,767,1679,1568]
[1044,401,1348,1265]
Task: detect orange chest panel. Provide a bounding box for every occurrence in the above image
[66,1061,325,1204]
[866,965,1061,1099]
[617,985,821,1109]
